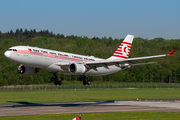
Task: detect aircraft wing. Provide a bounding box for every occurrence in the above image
[82,49,176,68]
[55,49,176,69]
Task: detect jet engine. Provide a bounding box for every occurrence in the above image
[18,65,36,75]
[68,63,86,74]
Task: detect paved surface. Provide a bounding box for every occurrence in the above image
[0,100,180,117]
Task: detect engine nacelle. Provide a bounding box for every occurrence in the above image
[18,65,36,75]
[68,63,86,74]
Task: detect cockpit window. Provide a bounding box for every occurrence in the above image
[8,49,12,51]
[7,49,17,51]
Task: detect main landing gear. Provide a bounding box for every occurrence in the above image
[51,73,90,86]
[80,76,91,85]
[51,73,62,85]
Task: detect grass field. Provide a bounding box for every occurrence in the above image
[0,88,180,104]
[0,112,180,120]
[0,88,180,120]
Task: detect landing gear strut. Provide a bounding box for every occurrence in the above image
[51,73,62,85]
[80,75,91,85]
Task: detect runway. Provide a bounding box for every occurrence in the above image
[0,100,180,117]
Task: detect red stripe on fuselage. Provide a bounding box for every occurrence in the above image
[13,50,91,62]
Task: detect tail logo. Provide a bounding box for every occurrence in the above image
[124,47,127,53]
[112,42,132,59]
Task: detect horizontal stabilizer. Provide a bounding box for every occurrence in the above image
[132,62,156,66]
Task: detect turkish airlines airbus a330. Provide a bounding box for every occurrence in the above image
[4,35,176,85]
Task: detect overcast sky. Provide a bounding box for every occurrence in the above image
[0,0,180,39]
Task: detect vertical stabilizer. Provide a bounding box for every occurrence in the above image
[108,34,134,60]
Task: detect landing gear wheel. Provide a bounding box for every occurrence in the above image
[54,81,58,85]
[52,73,61,85]
[58,81,62,85]
[54,77,59,85]
[83,80,87,85]
[51,77,55,82]
[55,77,58,81]
[83,76,88,85]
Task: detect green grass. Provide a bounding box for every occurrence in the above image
[0,112,180,120]
[0,88,180,104]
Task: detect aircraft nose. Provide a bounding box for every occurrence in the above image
[4,51,10,58]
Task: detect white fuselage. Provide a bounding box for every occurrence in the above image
[4,46,128,76]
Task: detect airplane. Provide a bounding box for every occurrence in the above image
[4,35,176,85]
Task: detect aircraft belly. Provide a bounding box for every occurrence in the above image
[45,64,68,73]
[45,59,73,73]
[86,66,122,76]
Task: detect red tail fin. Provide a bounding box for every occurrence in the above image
[108,34,134,60]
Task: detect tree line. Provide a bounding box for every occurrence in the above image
[0,28,180,85]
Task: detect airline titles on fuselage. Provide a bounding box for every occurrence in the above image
[31,48,95,61]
